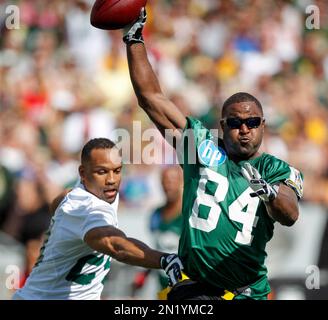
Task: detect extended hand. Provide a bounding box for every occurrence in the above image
[241,162,279,202]
[160,254,184,287]
[123,8,147,44]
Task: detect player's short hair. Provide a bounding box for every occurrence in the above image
[81,138,116,164]
[221,92,263,117]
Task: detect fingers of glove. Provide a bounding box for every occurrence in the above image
[161,254,183,270]
[167,267,182,286]
[241,166,252,182]
[161,254,184,287]
[243,162,262,180]
[165,258,183,273]
[131,7,146,24]
[123,8,146,35]
[251,165,262,179]
[243,162,254,178]
[133,7,146,27]
[256,188,267,196]
[140,7,147,22]
[250,189,266,197]
[250,179,266,186]
[168,277,175,287]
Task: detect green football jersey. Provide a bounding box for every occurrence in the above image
[177,117,304,299]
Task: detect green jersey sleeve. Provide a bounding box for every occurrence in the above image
[259,154,304,199]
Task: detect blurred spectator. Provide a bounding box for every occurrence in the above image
[149,165,183,290]
[65,0,110,72]
[1,165,59,287]
[131,165,183,295]
[0,164,15,229]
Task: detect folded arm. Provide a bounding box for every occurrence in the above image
[264,183,299,226]
[241,163,299,226]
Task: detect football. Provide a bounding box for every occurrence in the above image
[90,0,147,30]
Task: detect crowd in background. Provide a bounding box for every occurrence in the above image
[0,0,328,289]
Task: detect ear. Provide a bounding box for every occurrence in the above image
[262,118,266,132]
[79,165,85,183]
[220,119,225,131]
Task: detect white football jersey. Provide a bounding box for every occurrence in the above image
[13,183,119,300]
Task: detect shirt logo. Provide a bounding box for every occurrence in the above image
[198,140,227,167]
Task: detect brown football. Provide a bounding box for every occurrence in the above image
[90,0,147,30]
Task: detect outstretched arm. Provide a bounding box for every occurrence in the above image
[84,226,184,286]
[84,226,164,268]
[124,9,186,141]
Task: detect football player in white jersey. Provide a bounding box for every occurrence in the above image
[13,138,182,300]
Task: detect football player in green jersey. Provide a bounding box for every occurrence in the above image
[122,9,304,300]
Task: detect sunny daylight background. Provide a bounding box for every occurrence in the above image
[0,0,327,300]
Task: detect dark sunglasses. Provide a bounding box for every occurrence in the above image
[222,117,263,129]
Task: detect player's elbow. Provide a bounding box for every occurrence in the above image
[110,251,130,264]
[280,209,299,227]
[281,217,296,227]
[103,236,132,263]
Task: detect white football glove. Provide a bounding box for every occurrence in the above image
[123,8,146,44]
[160,254,184,287]
[241,162,279,202]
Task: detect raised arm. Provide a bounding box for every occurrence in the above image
[123,9,186,139]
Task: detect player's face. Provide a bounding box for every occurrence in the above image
[79,148,122,204]
[161,167,183,203]
[220,102,265,161]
